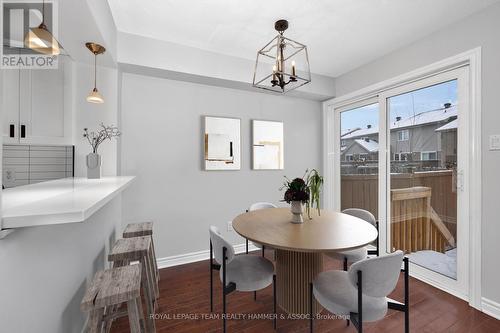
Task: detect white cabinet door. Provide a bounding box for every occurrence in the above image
[2,69,20,144]
[20,56,72,145]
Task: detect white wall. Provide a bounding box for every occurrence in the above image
[334,2,500,306]
[118,32,335,101]
[72,62,119,177]
[119,72,322,258]
[0,195,123,333]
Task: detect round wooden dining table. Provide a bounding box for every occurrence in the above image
[232,207,378,315]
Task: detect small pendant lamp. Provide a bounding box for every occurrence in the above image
[24,0,61,55]
[85,42,106,104]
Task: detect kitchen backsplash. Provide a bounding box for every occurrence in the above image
[3,145,74,188]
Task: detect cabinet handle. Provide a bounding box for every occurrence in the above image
[20,124,26,138]
[10,124,15,138]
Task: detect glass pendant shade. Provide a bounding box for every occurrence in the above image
[24,23,61,55]
[87,88,104,104]
[253,20,311,94]
[85,42,106,104]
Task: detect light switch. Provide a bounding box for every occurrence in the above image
[490,135,500,151]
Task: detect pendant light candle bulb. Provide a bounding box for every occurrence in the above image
[291,61,296,77]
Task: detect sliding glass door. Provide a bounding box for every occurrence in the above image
[380,67,469,298]
[334,66,470,298]
[337,101,379,221]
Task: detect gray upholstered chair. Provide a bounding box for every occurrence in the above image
[310,251,409,333]
[209,226,276,332]
[246,202,278,256]
[326,208,379,270]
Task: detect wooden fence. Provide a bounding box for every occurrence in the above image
[341,170,457,239]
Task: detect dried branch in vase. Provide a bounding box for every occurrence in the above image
[83,123,121,154]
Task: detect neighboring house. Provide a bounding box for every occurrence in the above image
[342,138,379,162]
[341,104,457,167]
[435,118,458,167]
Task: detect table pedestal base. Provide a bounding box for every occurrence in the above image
[275,249,323,315]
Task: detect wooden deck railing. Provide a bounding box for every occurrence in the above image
[341,170,457,239]
[390,186,455,253]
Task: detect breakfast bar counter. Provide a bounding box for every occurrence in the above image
[2,176,135,229]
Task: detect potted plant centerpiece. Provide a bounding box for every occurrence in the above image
[83,124,121,179]
[281,169,324,223]
[306,169,324,219]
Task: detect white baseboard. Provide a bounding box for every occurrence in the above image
[482,297,500,320]
[157,243,261,269]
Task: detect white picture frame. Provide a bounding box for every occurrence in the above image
[252,120,284,170]
[203,116,241,170]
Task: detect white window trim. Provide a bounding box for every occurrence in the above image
[421,151,438,161]
[397,129,410,141]
[322,47,482,309]
[395,152,411,161]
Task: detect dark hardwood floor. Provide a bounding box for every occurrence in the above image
[111,251,500,332]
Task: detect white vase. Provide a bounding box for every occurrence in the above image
[290,201,304,224]
[86,153,101,179]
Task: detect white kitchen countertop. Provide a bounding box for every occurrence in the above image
[2,176,135,228]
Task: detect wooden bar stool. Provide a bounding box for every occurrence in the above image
[109,236,158,332]
[123,222,159,283]
[81,265,143,333]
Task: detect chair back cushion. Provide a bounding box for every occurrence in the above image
[342,208,377,227]
[249,202,277,211]
[209,226,235,265]
[348,250,404,297]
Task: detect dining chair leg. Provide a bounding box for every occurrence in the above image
[309,282,314,333]
[404,257,410,333]
[357,270,363,333]
[246,239,249,254]
[273,274,277,330]
[222,246,228,333]
[343,257,348,271]
[262,246,265,258]
[210,240,214,312]
[387,257,410,333]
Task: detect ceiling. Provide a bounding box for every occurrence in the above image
[107,0,499,77]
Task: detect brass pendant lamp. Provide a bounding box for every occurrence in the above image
[24,0,61,55]
[86,42,106,104]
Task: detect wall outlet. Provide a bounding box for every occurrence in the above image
[227,221,233,232]
[489,134,500,151]
[3,168,16,187]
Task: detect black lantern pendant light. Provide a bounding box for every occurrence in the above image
[253,19,311,94]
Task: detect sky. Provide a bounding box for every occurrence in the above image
[340,79,458,131]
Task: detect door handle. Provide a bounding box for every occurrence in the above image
[20,124,26,138]
[9,124,15,138]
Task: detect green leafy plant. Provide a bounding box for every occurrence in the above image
[306,169,324,218]
[280,169,324,219]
